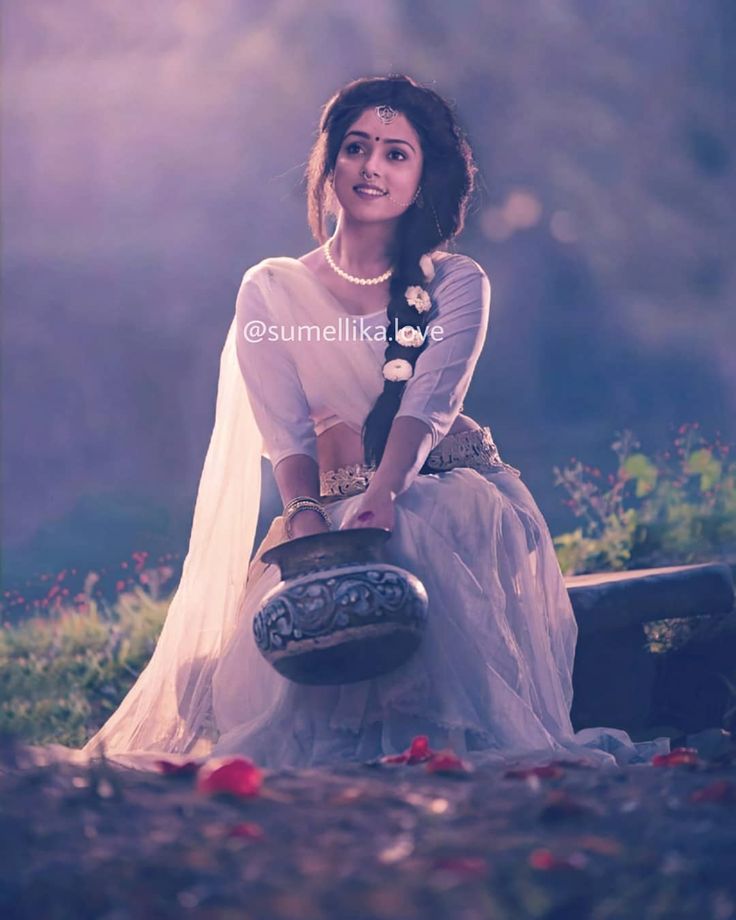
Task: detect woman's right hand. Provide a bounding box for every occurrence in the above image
[287,508,331,540]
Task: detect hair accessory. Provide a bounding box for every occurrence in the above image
[405,285,432,313]
[382,358,413,382]
[324,235,393,286]
[375,104,399,124]
[395,325,424,348]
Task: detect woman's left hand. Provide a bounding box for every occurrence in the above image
[339,483,396,533]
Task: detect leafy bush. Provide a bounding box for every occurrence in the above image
[552,423,736,575]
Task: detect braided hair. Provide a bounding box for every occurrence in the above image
[305,74,477,469]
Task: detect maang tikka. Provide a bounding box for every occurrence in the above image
[375,104,398,124]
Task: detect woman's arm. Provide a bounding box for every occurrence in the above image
[272,453,328,538]
[235,270,328,537]
[340,257,491,531]
[367,416,434,497]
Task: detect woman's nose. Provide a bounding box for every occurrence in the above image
[362,151,381,177]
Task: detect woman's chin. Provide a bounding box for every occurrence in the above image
[340,203,402,223]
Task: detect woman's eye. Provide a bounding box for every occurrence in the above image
[344,142,407,161]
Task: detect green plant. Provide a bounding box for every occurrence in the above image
[552,423,736,575]
[0,588,168,746]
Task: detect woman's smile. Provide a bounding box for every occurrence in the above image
[353,184,388,199]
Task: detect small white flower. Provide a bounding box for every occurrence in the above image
[419,253,436,282]
[382,358,413,382]
[405,285,432,313]
[395,325,424,348]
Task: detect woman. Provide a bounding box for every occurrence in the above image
[45,75,667,771]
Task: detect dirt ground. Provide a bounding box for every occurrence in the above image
[2,735,736,920]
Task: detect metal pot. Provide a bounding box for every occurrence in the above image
[253,528,429,685]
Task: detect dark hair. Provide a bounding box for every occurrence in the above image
[305,74,477,468]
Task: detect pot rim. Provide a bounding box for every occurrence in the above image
[261,526,392,572]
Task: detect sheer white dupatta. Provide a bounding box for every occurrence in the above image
[77,307,265,762]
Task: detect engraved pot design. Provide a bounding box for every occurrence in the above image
[253,528,429,685]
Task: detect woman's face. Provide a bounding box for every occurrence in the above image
[332,106,424,223]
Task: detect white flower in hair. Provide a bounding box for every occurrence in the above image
[382,358,413,382]
[396,325,424,348]
[405,285,432,313]
[419,253,436,282]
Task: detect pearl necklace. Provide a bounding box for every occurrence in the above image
[323,236,393,286]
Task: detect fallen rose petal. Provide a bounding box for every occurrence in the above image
[528,848,585,871]
[529,848,556,870]
[652,748,700,767]
[426,750,472,775]
[155,759,202,777]
[505,764,563,780]
[378,735,436,766]
[690,780,736,804]
[196,757,263,798]
[226,821,264,839]
[407,735,434,764]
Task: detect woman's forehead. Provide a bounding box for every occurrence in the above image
[346,107,419,145]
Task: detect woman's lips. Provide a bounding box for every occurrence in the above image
[353,186,387,199]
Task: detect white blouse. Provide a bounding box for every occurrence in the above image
[235,252,491,471]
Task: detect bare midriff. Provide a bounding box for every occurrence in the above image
[316,414,482,475]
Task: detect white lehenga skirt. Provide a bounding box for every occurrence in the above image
[209,448,669,770]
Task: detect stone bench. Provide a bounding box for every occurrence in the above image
[565,563,736,734]
[565,562,735,635]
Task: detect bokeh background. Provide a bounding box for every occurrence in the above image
[2,0,734,588]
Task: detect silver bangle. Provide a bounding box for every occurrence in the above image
[283,497,332,538]
[284,495,320,516]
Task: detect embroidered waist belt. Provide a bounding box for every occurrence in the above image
[319,425,520,501]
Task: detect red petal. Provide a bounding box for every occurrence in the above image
[196,757,263,798]
[690,780,736,804]
[227,821,264,839]
[528,848,557,870]
[652,747,700,767]
[407,735,434,764]
[528,848,583,871]
[426,750,471,775]
[377,735,440,766]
